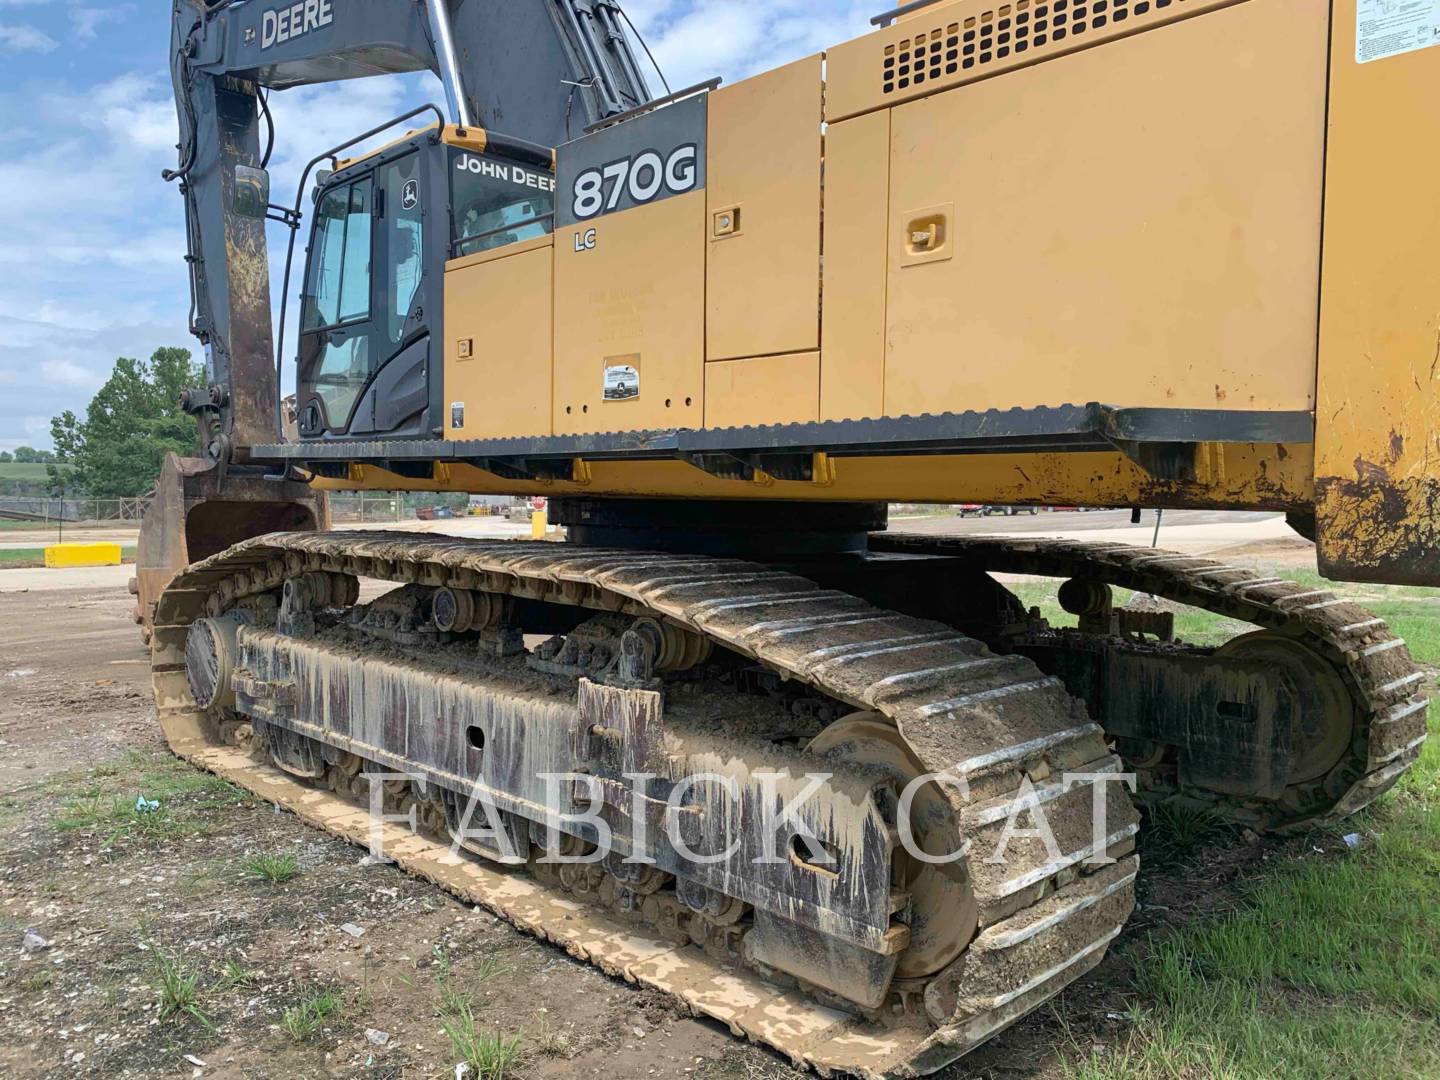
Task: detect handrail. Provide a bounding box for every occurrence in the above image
[871,0,947,27]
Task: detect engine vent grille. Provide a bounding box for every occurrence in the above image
[881,0,1189,96]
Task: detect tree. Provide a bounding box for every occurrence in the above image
[50,347,204,497]
[13,446,38,463]
[0,451,12,463]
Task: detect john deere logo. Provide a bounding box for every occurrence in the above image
[260,0,334,49]
[401,179,419,211]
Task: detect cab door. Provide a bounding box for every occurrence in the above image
[297,176,376,437]
[297,149,434,439]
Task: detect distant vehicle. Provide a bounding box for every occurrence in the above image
[985,505,1038,516]
[415,507,436,521]
[434,506,455,519]
[957,504,984,517]
[1050,506,1080,512]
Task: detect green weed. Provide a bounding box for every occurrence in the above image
[280,988,345,1041]
[241,853,300,885]
[218,957,260,989]
[152,948,211,1029]
[440,1003,522,1079]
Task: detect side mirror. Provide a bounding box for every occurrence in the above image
[312,169,334,204]
[232,165,271,219]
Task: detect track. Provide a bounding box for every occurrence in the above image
[873,533,1430,829]
[151,532,1138,1078]
[148,530,1425,1076]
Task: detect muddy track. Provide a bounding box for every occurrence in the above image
[873,533,1430,829]
[150,532,1140,1078]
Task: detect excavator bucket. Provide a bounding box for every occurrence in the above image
[130,453,326,643]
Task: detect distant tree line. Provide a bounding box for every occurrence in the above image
[0,447,57,464]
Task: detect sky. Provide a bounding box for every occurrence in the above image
[0,0,876,453]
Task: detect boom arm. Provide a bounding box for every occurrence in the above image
[167,0,652,461]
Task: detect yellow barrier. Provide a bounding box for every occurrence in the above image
[44,542,123,569]
[530,510,548,539]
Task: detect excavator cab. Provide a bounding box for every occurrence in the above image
[293,129,555,442]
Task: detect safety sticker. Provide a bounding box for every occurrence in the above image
[603,364,639,402]
[1357,0,1440,63]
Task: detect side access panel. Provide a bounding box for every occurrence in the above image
[705,54,823,363]
[443,235,555,440]
[876,0,1329,417]
[552,192,706,432]
[820,109,890,423]
[1315,1,1440,586]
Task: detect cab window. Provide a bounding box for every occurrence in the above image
[303,179,372,331]
[451,149,555,258]
[380,153,424,344]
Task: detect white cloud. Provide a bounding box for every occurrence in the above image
[0,312,185,444]
[0,23,57,52]
[626,1,874,90]
[71,5,128,42]
[40,357,102,390]
[0,67,197,447]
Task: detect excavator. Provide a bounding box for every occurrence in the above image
[142,0,1434,1074]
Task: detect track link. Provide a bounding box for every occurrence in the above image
[150,532,1140,1078]
[872,533,1431,829]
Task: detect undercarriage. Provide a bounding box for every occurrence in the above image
[149,523,1427,1078]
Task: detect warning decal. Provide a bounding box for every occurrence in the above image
[1357,0,1440,63]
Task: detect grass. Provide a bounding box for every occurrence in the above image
[153,948,211,1029]
[53,792,196,848]
[0,462,70,481]
[440,1003,523,1079]
[434,948,511,1021]
[51,754,249,847]
[1145,802,1230,855]
[280,987,346,1041]
[431,950,522,1074]
[1007,568,1440,653]
[218,957,260,989]
[241,853,300,885]
[532,1007,571,1058]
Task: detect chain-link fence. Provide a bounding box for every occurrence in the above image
[0,496,151,523]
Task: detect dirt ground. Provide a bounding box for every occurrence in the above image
[0,518,1362,1079]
